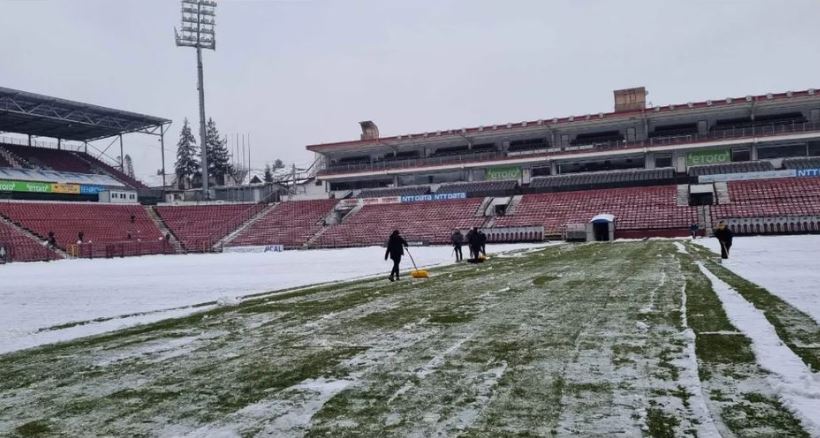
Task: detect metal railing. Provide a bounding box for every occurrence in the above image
[68,240,175,258]
[319,121,820,176]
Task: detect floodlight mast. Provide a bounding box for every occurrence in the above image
[175,0,216,198]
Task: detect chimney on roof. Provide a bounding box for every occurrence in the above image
[613,87,648,112]
[359,121,379,141]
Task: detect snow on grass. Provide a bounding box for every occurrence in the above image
[180,377,356,438]
[0,243,545,355]
[698,262,820,436]
[675,275,722,437]
[695,235,820,324]
[0,241,814,436]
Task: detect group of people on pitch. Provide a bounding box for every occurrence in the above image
[383,227,489,281]
[450,228,486,262]
[385,221,734,281]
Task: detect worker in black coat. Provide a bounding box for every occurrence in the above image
[713,221,733,259]
[451,229,464,262]
[478,230,487,256]
[385,229,408,281]
[466,227,481,260]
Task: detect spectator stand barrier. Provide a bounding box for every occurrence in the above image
[69,239,174,259]
[467,226,545,243]
[723,216,820,235]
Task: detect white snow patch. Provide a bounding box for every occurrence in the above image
[698,263,820,435]
[673,241,689,254]
[676,278,722,437]
[216,296,241,307]
[416,334,473,379]
[695,235,820,324]
[0,244,543,355]
[180,377,355,438]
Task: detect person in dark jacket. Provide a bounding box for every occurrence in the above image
[713,221,733,259]
[451,229,464,262]
[47,231,57,249]
[466,227,481,260]
[385,229,408,281]
[689,223,699,239]
[478,230,487,256]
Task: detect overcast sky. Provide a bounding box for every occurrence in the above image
[1,0,819,181]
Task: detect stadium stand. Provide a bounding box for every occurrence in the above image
[495,185,696,236]
[0,201,166,256]
[688,161,774,177]
[436,180,517,196]
[72,151,149,189]
[529,168,675,192]
[155,203,266,252]
[0,143,146,190]
[1,143,95,174]
[0,219,60,262]
[316,198,485,247]
[228,199,337,248]
[712,177,820,219]
[782,157,820,169]
[357,186,430,198]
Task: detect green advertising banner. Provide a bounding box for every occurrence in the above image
[0,179,53,193]
[486,166,522,181]
[686,149,731,166]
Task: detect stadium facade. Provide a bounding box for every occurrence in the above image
[308,87,820,192]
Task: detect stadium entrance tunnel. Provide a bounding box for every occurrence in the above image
[590,214,615,241]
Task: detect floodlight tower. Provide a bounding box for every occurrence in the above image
[175,0,216,198]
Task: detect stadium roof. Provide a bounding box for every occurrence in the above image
[0,86,171,142]
[306,87,820,152]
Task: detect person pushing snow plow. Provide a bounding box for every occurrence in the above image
[385,229,408,281]
[466,227,485,263]
[713,220,733,260]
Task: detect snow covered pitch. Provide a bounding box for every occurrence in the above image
[1,240,819,437]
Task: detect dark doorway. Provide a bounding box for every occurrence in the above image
[689,192,714,206]
[593,222,610,241]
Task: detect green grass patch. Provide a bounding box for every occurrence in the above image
[646,405,680,438]
[701,258,820,370]
[13,420,51,437]
[722,393,810,438]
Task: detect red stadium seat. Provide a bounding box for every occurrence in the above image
[156,203,266,251]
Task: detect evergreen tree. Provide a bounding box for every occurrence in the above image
[273,158,284,170]
[264,164,274,183]
[205,118,232,185]
[174,118,200,189]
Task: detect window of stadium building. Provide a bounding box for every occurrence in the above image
[732,148,751,162]
[531,166,552,177]
[655,155,673,168]
[808,141,820,156]
[757,144,808,160]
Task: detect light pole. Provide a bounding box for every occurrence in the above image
[175,0,216,199]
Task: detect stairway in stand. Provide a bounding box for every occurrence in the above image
[217,203,279,249]
[146,206,183,253]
